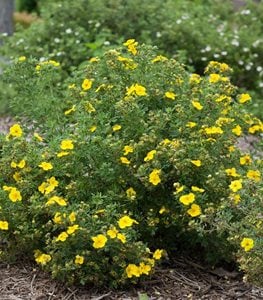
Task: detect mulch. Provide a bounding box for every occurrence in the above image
[1,256,263,300]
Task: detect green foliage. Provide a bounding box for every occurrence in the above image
[17,0,39,13]
[2,0,263,117]
[0,43,262,287]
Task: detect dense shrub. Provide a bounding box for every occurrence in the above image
[1,0,262,116]
[0,43,262,286]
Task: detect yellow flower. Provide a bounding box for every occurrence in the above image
[68,212,76,223]
[246,170,261,182]
[191,186,205,193]
[149,169,161,186]
[56,231,69,242]
[240,238,254,252]
[35,253,51,265]
[18,56,26,62]
[165,91,176,100]
[38,162,53,171]
[107,227,119,238]
[9,124,23,138]
[230,193,241,204]
[126,264,141,278]
[60,139,74,150]
[82,78,93,90]
[228,145,235,153]
[53,212,62,224]
[209,73,221,83]
[139,262,151,275]
[232,125,242,136]
[67,224,79,235]
[189,73,202,84]
[186,122,197,128]
[64,105,76,115]
[126,187,136,200]
[159,206,168,214]
[57,151,70,157]
[92,234,108,249]
[46,196,67,206]
[229,179,243,192]
[118,215,137,229]
[9,188,22,202]
[151,55,168,63]
[240,154,252,165]
[120,157,130,165]
[117,233,126,243]
[191,100,203,110]
[187,204,202,217]
[123,145,134,155]
[13,172,21,182]
[205,126,223,135]
[225,168,240,177]
[191,160,202,167]
[144,150,157,162]
[89,125,97,133]
[75,255,84,265]
[126,84,147,96]
[179,193,195,205]
[85,102,96,113]
[0,220,9,230]
[238,93,251,104]
[11,159,26,169]
[68,83,76,89]
[153,249,163,260]
[123,39,138,55]
[112,124,122,132]
[34,132,43,142]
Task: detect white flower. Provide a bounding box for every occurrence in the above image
[65,28,72,34]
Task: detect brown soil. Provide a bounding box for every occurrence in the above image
[1,257,263,300]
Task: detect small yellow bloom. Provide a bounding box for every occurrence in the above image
[35,253,51,265]
[209,73,221,83]
[151,55,168,63]
[56,231,68,242]
[191,160,202,167]
[126,187,136,200]
[205,126,223,135]
[60,139,74,150]
[46,196,67,206]
[186,122,197,128]
[112,124,122,132]
[123,145,134,155]
[187,203,202,217]
[68,212,76,223]
[85,102,96,113]
[179,193,195,205]
[57,151,70,157]
[191,100,203,110]
[53,212,62,224]
[240,237,254,252]
[191,186,205,193]
[64,105,76,115]
[149,169,161,186]
[117,233,126,243]
[153,249,163,260]
[9,188,22,202]
[246,170,261,182]
[0,220,9,230]
[139,262,151,275]
[229,179,243,192]
[92,234,108,249]
[13,172,22,182]
[189,73,202,84]
[232,125,242,136]
[144,150,157,162]
[225,168,240,177]
[18,56,26,62]
[9,124,23,138]
[126,84,147,96]
[107,227,118,239]
[120,157,130,165]
[165,91,176,100]
[238,93,251,104]
[89,125,97,133]
[82,78,93,90]
[240,154,252,165]
[126,264,140,278]
[34,132,43,142]
[75,255,84,265]
[67,224,79,235]
[118,215,137,229]
[38,162,53,171]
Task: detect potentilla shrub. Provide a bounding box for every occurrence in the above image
[0,42,262,287]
